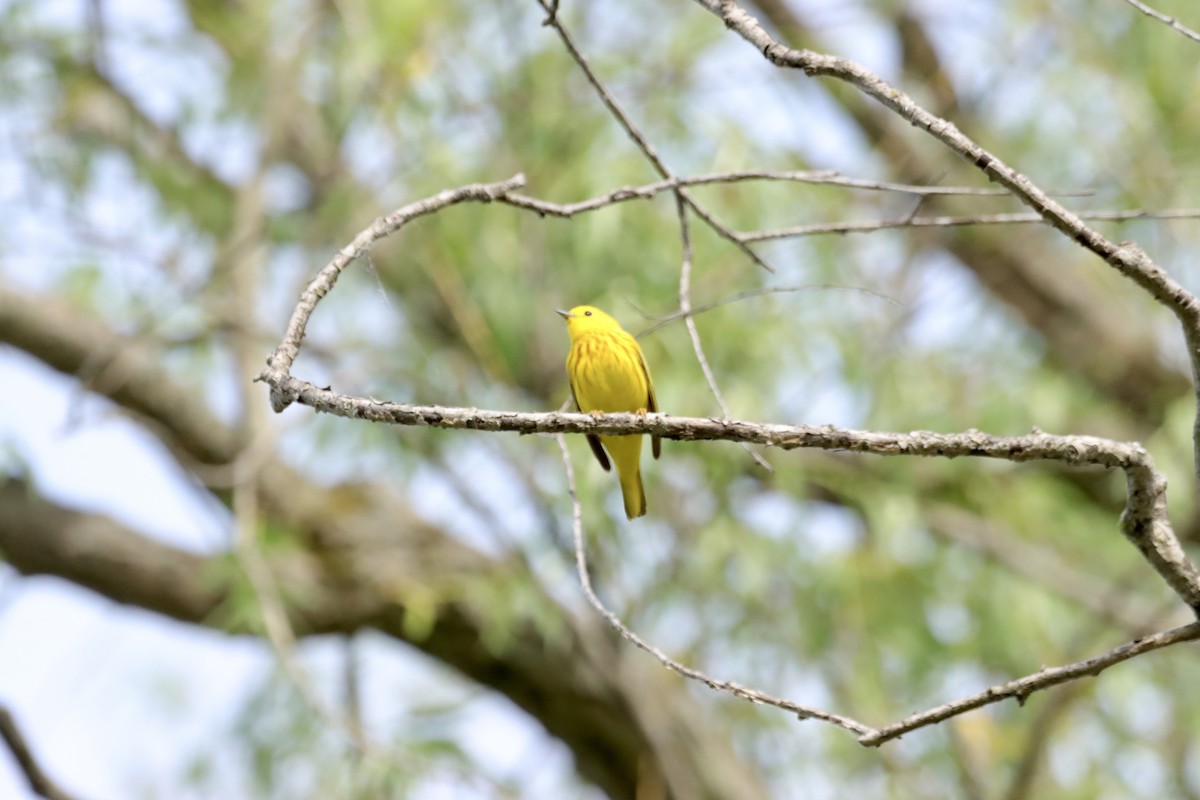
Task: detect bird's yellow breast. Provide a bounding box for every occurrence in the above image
[568,332,649,414]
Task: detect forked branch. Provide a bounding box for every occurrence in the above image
[691,0,1200,487]
[555,430,1200,745]
[262,160,1200,741]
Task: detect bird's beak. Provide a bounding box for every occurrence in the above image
[555,309,574,320]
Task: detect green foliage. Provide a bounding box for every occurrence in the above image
[5,0,1200,797]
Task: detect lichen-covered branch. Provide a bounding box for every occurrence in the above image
[256,369,1200,613]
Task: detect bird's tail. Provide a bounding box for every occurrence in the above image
[619,467,646,520]
[603,434,646,520]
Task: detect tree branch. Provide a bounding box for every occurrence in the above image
[556,434,872,736]
[744,0,1190,428]
[0,479,770,800]
[0,705,86,800]
[255,368,1200,614]
[0,290,771,799]
[672,187,772,470]
[501,170,1093,218]
[1119,0,1200,44]
[859,621,1200,746]
[533,0,774,271]
[925,505,1166,635]
[556,416,1200,746]
[693,0,1200,487]
[741,208,1200,241]
[0,288,240,466]
[264,174,527,407]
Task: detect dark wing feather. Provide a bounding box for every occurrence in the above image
[638,346,662,460]
[569,373,611,472]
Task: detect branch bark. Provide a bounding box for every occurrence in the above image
[256,366,1200,614]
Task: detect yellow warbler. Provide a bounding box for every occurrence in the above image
[557,305,661,520]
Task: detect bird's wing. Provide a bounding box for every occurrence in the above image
[638,347,662,460]
[570,374,611,472]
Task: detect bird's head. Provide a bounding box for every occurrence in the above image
[556,305,622,340]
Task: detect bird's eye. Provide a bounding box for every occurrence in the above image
[584,310,592,316]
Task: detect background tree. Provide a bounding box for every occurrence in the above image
[2,0,1199,798]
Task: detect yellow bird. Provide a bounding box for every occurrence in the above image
[557,305,661,520]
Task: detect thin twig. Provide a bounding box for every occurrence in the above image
[945,720,988,800]
[673,193,773,470]
[741,208,1200,242]
[0,706,84,800]
[501,170,1092,219]
[343,636,364,746]
[859,621,1200,746]
[1002,683,1087,800]
[1119,0,1200,44]
[229,161,404,770]
[533,0,774,271]
[232,488,415,770]
[555,434,872,735]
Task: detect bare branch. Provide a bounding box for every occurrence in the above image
[533,0,774,271]
[0,479,769,799]
[556,434,872,736]
[0,705,85,800]
[860,621,1200,746]
[234,504,407,767]
[946,719,989,800]
[742,208,1200,241]
[1119,0,1200,44]
[557,427,1200,746]
[672,192,773,471]
[226,158,410,768]
[0,287,240,466]
[255,368,1200,613]
[691,0,1200,486]
[1002,683,1088,800]
[502,170,1091,219]
[264,174,526,408]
